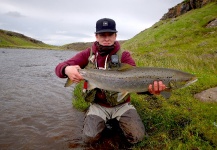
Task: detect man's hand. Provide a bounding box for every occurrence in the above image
[65,65,83,83]
[148,81,166,95]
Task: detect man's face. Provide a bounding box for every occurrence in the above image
[95,32,117,46]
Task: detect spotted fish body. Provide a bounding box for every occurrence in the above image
[65,64,197,98]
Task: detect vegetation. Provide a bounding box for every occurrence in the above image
[61,42,93,51]
[0,29,59,49]
[73,2,217,149]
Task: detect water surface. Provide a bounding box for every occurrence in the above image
[0,48,84,149]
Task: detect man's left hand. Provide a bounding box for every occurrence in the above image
[148,81,166,95]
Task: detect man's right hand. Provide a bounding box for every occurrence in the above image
[65,65,83,83]
[148,81,166,95]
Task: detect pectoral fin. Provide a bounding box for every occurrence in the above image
[160,91,171,99]
[64,78,74,87]
[117,92,129,102]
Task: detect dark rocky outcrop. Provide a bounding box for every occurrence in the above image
[161,0,216,20]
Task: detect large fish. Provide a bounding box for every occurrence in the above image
[65,64,197,99]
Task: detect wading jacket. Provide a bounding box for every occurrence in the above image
[55,41,136,107]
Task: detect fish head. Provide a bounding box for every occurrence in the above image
[169,72,197,89]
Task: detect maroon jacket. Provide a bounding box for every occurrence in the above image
[55,41,136,106]
[55,41,135,77]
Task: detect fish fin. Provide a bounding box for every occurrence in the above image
[117,63,134,71]
[117,92,129,102]
[86,81,97,90]
[64,78,74,87]
[160,91,171,99]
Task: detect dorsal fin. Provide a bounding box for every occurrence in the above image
[117,63,134,71]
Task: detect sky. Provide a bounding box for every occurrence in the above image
[0,0,183,46]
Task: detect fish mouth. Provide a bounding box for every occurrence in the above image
[185,77,198,87]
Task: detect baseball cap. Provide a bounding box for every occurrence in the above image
[95,18,118,33]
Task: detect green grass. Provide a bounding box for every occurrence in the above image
[125,3,217,149]
[0,30,59,49]
[72,2,217,149]
[72,81,90,111]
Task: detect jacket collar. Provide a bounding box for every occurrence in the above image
[92,41,120,56]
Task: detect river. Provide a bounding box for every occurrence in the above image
[0,48,86,149]
[0,48,131,150]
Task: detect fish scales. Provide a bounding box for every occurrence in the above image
[78,67,196,93]
[65,65,197,98]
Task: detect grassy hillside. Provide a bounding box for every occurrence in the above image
[61,42,93,51]
[122,2,217,91]
[123,2,217,149]
[0,29,58,49]
[73,2,217,149]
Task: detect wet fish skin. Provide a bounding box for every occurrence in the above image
[65,64,197,98]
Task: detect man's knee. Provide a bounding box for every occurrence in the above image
[83,114,105,143]
[119,109,145,144]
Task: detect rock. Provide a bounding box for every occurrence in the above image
[206,18,217,28]
[180,2,191,14]
[161,0,215,20]
[194,87,217,102]
[201,0,214,6]
[190,0,203,9]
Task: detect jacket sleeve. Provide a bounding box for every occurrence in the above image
[121,51,136,66]
[55,48,90,78]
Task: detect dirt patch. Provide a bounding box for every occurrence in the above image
[194,87,217,102]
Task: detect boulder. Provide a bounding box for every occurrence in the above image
[206,18,217,28]
[194,87,217,102]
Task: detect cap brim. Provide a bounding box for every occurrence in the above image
[95,29,118,34]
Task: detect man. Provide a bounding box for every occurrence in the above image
[55,18,165,144]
